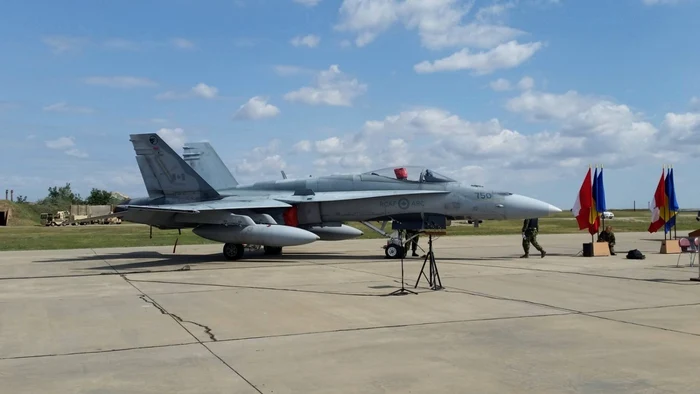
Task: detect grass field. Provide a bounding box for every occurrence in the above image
[1,209,698,252]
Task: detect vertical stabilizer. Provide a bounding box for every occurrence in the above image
[183,142,238,191]
[135,155,164,198]
[129,133,220,202]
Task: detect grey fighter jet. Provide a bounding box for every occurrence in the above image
[114,133,562,260]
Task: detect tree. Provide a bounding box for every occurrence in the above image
[41,183,84,208]
[86,188,114,205]
[15,195,27,203]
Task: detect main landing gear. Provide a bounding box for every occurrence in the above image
[222,243,283,260]
[223,243,245,260]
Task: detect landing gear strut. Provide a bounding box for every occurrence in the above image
[223,243,244,260]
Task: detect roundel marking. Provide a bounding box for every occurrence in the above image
[398,198,410,209]
[149,135,158,145]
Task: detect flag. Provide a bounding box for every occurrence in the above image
[665,168,679,232]
[596,167,607,213]
[573,168,592,231]
[590,168,600,234]
[648,169,668,233]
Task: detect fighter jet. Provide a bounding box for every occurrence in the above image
[114,133,562,260]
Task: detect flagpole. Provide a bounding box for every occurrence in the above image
[672,165,677,240]
[600,164,604,234]
[588,164,594,246]
[663,165,667,241]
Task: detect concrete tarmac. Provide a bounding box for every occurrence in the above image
[1,231,700,393]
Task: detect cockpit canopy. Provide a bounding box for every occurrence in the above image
[362,166,456,183]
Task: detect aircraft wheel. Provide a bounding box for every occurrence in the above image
[385,244,403,259]
[263,246,283,255]
[223,243,244,261]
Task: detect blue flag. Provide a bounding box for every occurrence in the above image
[665,168,679,231]
[596,167,606,213]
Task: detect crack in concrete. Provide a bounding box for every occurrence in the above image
[138,295,217,341]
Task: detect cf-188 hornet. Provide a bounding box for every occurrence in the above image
[113,133,562,260]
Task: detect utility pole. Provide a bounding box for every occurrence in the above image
[10,190,13,202]
[4,190,7,200]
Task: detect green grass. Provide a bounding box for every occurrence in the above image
[1,209,698,252]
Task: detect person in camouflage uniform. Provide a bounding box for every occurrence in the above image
[521,218,546,258]
[597,225,616,255]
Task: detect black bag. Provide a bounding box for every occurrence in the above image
[626,249,645,260]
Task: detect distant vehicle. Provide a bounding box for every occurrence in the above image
[602,211,614,219]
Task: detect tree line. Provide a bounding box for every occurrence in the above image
[15,183,124,210]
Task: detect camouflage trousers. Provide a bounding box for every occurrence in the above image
[522,229,544,254]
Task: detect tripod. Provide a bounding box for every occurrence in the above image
[388,252,417,296]
[414,234,443,290]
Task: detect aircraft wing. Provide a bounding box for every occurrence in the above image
[276,189,450,203]
[122,198,292,214]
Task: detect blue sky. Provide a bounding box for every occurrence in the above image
[1,0,700,210]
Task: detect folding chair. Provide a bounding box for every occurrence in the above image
[676,237,699,267]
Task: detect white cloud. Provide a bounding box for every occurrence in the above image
[171,38,195,49]
[414,41,543,74]
[83,76,157,88]
[155,83,219,100]
[191,83,218,99]
[273,65,315,76]
[233,96,280,120]
[503,89,659,166]
[292,140,312,152]
[293,0,322,5]
[65,148,89,158]
[284,64,367,106]
[335,0,523,49]
[290,34,321,48]
[42,102,94,114]
[490,78,511,91]
[41,35,88,53]
[690,96,700,110]
[517,76,534,90]
[45,137,75,150]
[661,112,700,142]
[506,90,598,121]
[232,140,288,178]
[156,128,186,152]
[277,85,671,185]
[476,1,516,22]
[45,136,88,158]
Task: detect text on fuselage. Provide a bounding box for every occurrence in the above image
[379,198,424,209]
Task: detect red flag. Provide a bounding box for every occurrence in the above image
[572,168,592,231]
[648,170,667,233]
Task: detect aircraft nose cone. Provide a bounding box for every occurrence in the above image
[505,194,562,219]
[548,204,563,215]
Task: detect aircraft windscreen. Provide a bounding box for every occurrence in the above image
[363,166,456,183]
